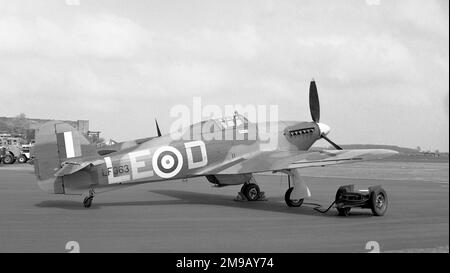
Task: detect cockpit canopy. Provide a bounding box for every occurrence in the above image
[188,112,250,135]
[214,113,249,130]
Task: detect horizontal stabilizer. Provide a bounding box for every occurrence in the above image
[54,159,104,177]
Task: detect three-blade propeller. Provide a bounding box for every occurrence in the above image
[309,80,343,150]
[309,80,320,123]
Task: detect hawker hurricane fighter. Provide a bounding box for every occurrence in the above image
[33,81,396,211]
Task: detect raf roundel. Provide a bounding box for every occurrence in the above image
[152,146,184,179]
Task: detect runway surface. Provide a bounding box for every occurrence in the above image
[0,161,448,252]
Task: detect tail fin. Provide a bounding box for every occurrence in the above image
[33,121,97,193]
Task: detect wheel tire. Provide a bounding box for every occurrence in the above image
[337,207,351,216]
[2,154,14,164]
[244,184,260,201]
[18,155,27,163]
[240,183,249,195]
[284,187,304,207]
[370,188,388,216]
[335,187,347,202]
[83,196,93,208]
[335,187,351,216]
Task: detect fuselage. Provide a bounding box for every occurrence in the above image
[59,119,322,195]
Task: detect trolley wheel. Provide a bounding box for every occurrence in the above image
[335,186,351,216]
[337,207,351,216]
[370,188,388,216]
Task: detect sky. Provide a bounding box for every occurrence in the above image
[0,0,448,151]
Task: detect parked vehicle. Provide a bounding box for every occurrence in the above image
[0,144,33,164]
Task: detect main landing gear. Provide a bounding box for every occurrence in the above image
[82,188,95,208]
[282,169,310,207]
[285,187,304,207]
[236,181,266,201]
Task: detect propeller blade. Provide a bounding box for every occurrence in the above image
[309,80,320,123]
[321,134,343,150]
[155,119,162,137]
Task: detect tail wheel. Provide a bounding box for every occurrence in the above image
[244,184,260,201]
[2,154,15,164]
[83,196,93,208]
[284,187,304,207]
[370,189,388,216]
[18,155,27,163]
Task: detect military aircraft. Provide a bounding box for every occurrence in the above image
[33,81,397,210]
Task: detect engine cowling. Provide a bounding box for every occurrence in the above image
[206,174,253,187]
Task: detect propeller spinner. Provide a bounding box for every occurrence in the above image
[309,80,342,150]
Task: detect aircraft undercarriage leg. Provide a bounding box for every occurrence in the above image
[282,169,311,207]
[82,188,95,208]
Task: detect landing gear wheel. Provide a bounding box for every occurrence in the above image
[243,184,260,201]
[370,188,388,216]
[82,188,95,208]
[18,155,27,163]
[284,187,304,207]
[83,196,93,208]
[337,207,351,216]
[240,183,249,196]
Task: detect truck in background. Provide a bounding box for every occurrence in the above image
[0,143,34,164]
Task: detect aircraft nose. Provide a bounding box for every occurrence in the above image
[317,123,331,136]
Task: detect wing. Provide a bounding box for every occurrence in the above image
[200,149,398,175]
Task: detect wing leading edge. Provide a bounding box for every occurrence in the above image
[200,149,398,175]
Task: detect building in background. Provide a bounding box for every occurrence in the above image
[87,131,101,144]
[0,134,24,147]
[0,116,99,146]
[76,120,89,136]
